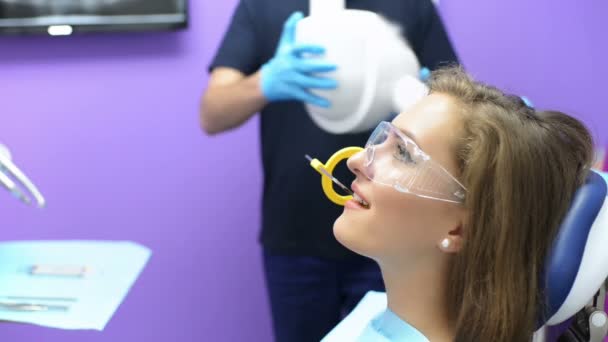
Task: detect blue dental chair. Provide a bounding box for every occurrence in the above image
[534,170,608,342]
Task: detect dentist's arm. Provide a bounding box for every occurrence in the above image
[199,12,337,135]
[199,68,267,135]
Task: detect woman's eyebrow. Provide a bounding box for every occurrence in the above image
[394,125,419,147]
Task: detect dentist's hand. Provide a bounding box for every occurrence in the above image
[419,67,431,81]
[260,12,338,108]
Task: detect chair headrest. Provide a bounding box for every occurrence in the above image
[541,170,608,326]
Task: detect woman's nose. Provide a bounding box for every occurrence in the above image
[347,149,366,175]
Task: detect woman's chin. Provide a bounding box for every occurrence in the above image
[333,215,369,257]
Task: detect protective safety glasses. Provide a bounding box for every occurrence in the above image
[362,121,466,203]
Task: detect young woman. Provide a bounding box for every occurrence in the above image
[331,66,594,341]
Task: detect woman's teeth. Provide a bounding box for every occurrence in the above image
[353,193,370,208]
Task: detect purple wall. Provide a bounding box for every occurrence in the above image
[0,0,605,341]
[442,0,608,146]
[0,1,273,341]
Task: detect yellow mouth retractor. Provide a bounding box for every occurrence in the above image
[305,146,364,206]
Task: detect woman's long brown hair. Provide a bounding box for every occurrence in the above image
[430,67,594,341]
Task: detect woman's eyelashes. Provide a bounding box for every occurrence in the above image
[394,143,416,164]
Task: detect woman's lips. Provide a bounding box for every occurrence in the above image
[351,183,370,209]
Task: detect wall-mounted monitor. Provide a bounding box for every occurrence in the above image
[0,0,188,36]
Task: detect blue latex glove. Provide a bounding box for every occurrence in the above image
[260,12,338,108]
[419,67,431,82]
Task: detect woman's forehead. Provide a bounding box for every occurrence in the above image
[392,94,462,149]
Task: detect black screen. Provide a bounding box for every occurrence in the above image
[0,0,187,35]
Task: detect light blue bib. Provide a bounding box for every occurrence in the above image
[322,291,429,342]
[356,308,429,342]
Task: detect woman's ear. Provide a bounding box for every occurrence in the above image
[438,224,464,253]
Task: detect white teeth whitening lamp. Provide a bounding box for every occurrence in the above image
[0,143,45,208]
[295,0,429,134]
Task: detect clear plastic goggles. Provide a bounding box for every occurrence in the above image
[363,121,466,203]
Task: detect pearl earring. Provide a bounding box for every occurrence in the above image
[441,239,450,249]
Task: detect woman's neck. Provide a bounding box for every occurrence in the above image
[379,257,454,341]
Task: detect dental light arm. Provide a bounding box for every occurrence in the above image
[0,143,45,208]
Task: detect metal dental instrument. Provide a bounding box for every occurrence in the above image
[0,296,77,303]
[305,154,354,196]
[30,264,89,277]
[0,170,30,204]
[306,147,370,207]
[0,302,69,312]
[0,144,45,208]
